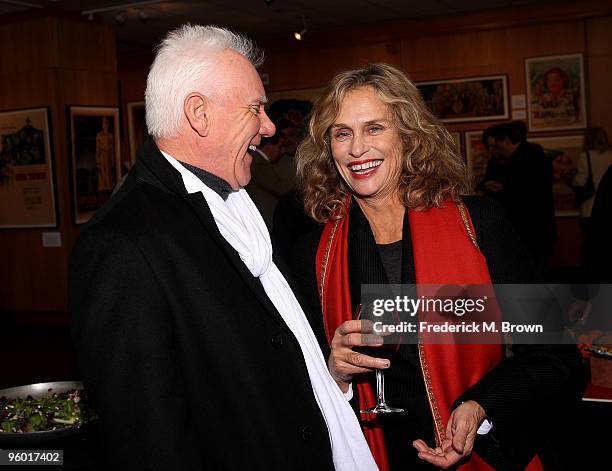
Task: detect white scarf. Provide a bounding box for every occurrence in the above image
[162,152,378,471]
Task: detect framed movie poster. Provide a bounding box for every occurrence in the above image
[464,130,491,190]
[0,107,57,228]
[127,101,146,164]
[525,54,587,132]
[415,75,509,123]
[69,106,121,224]
[530,134,584,216]
[265,88,323,181]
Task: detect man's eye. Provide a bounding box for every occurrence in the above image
[248,104,261,116]
[368,126,383,134]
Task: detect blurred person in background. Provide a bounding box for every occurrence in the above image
[572,126,612,253]
[481,121,555,276]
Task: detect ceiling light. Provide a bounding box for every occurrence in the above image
[294,16,308,41]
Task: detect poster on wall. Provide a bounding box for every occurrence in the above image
[265,88,323,187]
[525,53,587,132]
[266,88,323,152]
[0,107,57,228]
[69,106,121,224]
[127,101,146,165]
[464,130,490,190]
[415,75,509,123]
[530,134,584,216]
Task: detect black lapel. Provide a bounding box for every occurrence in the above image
[184,192,295,333]
[134,139,294,334]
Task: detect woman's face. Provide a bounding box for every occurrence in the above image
[330,86,404,203]
[545,71,565,95]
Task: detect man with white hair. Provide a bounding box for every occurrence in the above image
[69,24,378,471]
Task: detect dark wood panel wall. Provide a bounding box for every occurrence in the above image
[0,16,117,319]
[1,1,611,319]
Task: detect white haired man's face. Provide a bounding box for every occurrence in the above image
[206,50,275,188]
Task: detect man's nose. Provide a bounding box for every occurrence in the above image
[260,109,276,137]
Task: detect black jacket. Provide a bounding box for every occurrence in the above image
[582,164,612,282]
[69,139,335,471]
[482,141,556,267]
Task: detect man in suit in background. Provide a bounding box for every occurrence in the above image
[246,129,291,227]
[69,24,376,471]
[481,121,555,275]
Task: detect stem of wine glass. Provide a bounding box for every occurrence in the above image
[375,369,386,406]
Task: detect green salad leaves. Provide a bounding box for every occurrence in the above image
[1,389,96,434]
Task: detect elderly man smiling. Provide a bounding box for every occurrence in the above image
[69,25,377,471]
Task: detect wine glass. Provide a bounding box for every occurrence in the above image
[355,303,404,414]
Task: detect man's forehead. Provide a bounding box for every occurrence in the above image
[212,49,264,96]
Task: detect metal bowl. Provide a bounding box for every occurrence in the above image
[0,381,88,445]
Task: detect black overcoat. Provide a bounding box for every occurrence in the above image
[69,139,335,471]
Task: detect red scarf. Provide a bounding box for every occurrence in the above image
[315,200,543,471]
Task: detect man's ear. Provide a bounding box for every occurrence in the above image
[184,93,210,137]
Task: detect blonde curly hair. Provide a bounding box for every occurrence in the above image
[296,63,470,223]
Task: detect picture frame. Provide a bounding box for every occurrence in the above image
[127,101,146,165]
[525,53,587,132]
[265,87,323,162]
[464,130,490,190]
[530,134,584,217]
[68,106,121,224]
[415,75,509,123]
[0,107,58,228]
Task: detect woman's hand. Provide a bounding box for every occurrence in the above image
[413,400,487,469]
[327,319,390,392]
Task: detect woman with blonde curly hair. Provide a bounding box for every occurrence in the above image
[297,64,469,223]
[279,63,581,471]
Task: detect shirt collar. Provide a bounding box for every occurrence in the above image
[179,161,233,201]
[159,150,233,201]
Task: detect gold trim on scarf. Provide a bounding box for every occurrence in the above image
[418,201,480,446]
[416,201,476,447]
[418,343,445,446]
[318,218,341,311]
[457,200,479,249]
